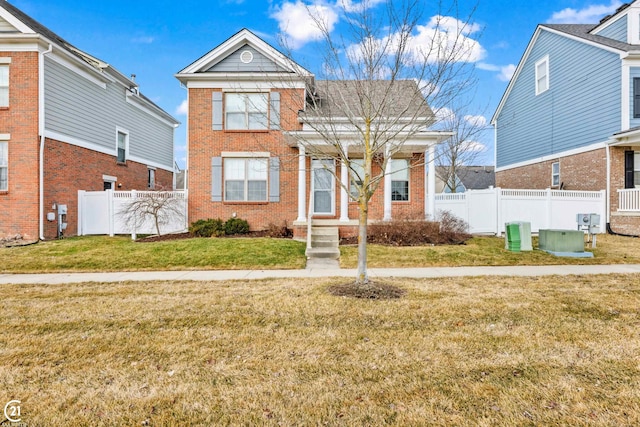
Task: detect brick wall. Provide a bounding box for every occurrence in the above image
[609,145,640,235]
[0,52,40,240]
[43,138,173,239]
[496,148,607,190]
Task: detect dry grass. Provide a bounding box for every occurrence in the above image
[1,275,639,426]
[340,234,640,268]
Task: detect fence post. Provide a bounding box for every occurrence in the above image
[131,190,137,240]
[78,190,84,236]
[496,187,502,236]
[546,188,553,229]
[107,189,114,237]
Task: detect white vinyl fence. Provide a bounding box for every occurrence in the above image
[435,188,606,235]
[78,190,188,237]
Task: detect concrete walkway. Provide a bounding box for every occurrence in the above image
[0,264,639,285]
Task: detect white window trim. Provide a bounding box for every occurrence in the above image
[0,63,9,108]
[551,161,560,187]
[0,140,8,191]
[223,157,269,202]
[224,92,269,131]
[535,55,549,96]
[147,167,156,190]
[390,158,410,202]
[115,127,129,163]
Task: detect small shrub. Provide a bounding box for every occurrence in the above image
[224,217,250,235]
[437,210,471,244]
[265,222,293,238]
[365,212,471,246]
[189,218,224,237]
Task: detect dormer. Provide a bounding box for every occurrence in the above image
[590,1,640,44]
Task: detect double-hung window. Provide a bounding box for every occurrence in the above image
[535,56,549,95]
[224,158,268,201]
[116,130,128,163]
[349,159,364,200]
[0,141,7,191]
[148,167,156,189]
[635,152,640,187]
[551,161,560,187]
[390,159,409,201]
[225,93,268,130]
[0,65,8,107]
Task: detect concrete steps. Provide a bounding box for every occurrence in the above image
[305,226,340,260]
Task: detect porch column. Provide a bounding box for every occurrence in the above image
[383,145,392,221]
[297,145,306,222]
[426,145,436,220]
[340,151,350,222]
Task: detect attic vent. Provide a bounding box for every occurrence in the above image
[240,50,254,64]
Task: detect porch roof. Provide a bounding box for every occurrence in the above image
[610,126,640,146]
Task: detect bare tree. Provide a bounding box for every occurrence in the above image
[436,103,489,192]
[281,0,480,286]
[119,189,186,237]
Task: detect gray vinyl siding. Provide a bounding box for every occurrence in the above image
[495,30,621,168]
[206,45,288,73]
[630,67,640,127]
[593,16,627,42]
[43,56,174,168]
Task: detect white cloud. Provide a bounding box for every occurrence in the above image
[549,0,622,24]
[433,106,454,122]
[271,1,339,49]
[176,99,188,116]
[463,114,487,128]
[477,62,516,82]
[339,0,385,13]
[131,36,155,44]
[462,140,486,152]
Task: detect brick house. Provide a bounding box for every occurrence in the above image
[492,1,640,235]
[176,29,450,240]
[0,1,179,241]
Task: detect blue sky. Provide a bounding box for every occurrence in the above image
[10,0,626,168]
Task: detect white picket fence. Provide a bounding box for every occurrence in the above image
[78,190,188,237]
[435,188,606,235]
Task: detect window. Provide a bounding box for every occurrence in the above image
[148,168,156,189]
[225,93,268,130]
[0,65,8,107]
[635,152,640,187]
[349,159,364,200]
[116,130,128,163]
[551,161,560,187]
[390,159,409,201]
[535,56,549,95]
[634,78,640,118]
[0,141,7,191]
[224,158,268,201]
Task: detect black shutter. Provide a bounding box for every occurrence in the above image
[634,79,640,118]
[625,150,634,189]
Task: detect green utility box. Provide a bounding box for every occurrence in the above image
[504,222,532,251]
[506,223,521,252]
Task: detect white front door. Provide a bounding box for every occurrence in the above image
[312,159,335,215]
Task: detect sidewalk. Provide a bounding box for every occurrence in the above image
[1,264,639,285]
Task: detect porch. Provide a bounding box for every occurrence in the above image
[617,188,640,212]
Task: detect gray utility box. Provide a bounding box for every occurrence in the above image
[538,229,585,253]
[504,221,532,251]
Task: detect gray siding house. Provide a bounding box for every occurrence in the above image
[0,1,179,240]
[492,0,640,235]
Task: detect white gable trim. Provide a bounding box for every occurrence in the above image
[0,6,36,34]
[178,29,311,77]
[491,25,624,125]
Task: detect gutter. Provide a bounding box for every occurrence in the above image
[39,43,53,241]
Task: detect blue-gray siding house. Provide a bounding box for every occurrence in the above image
[492,0,640,235]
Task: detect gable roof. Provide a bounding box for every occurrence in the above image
[436,166,495,191]
[0,1,178,125]
[176,28,312,80]
[303,80,434,121]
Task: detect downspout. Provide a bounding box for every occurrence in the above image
[39,44,53,241]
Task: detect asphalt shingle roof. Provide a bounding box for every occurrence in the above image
[542,23,638,52]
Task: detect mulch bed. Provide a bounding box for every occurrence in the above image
[136,230,274,243]
[327,282,407,299]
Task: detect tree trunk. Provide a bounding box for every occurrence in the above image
[356,199,369,286]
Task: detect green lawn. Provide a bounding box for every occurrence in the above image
[1,234,639,273]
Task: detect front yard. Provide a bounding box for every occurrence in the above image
[1,276,638,425]
[1,234,639,273]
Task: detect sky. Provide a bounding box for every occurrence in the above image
[9,0,627,169]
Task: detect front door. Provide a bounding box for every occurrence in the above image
[312,159,335,215]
